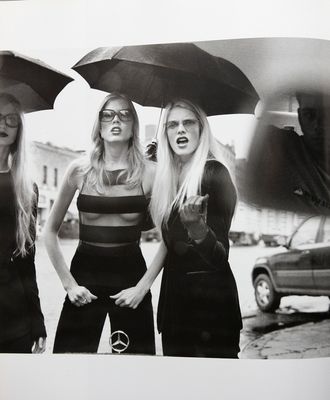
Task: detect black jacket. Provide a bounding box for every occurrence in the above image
[158,160,242,335]
[0,176,46,343]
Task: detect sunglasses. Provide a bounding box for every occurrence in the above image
[166,119,199,131]
[0,113,20,128]
[99,109,133,123]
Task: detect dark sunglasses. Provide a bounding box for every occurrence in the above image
[0,113,20,128]
[99,109,133,123]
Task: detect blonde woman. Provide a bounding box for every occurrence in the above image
[114,99,242,358]
[44,93,155,354]
[0,93,46,353]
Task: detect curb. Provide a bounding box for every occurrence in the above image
[240,319,330,359]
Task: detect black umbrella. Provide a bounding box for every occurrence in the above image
[0,50,73,113]
[72,42,259,116]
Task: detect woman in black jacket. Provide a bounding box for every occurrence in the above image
[0,92,46,353]
[113,99,242,358]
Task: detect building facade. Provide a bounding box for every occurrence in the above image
[28,135,305,244]
[29,141,84,228]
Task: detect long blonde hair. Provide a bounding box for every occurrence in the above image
[150,99,225,228]
[81,92,144,192]
[0,93,36,256]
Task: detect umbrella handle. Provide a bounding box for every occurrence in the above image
[154,107,165,140]
[145,107,163,161]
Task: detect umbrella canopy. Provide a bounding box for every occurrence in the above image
[72,42,259,116]
[0,50,73,113]
[197,37,330,101]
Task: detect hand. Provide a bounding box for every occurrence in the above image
[32,337,46,354]
[145,140,157,161]
[180,194,209,224]
[179,194,209,241]
[110,286,148,309]
[67,285,98,307]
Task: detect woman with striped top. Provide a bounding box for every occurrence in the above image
[44,93,156,354]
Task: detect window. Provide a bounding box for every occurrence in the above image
[54,168,58,187]
[43,165,47,185]
[322,217,330,243]
[290,216,321,248]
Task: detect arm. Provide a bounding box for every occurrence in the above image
[15,184,46,353]
[110,240,167,309]
[43,161,97,306]
[16,252,47,353]
[180,161,236,269]
[140,160,156,232]
[16,252,47,352]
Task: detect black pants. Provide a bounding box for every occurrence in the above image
[53,243,155,354]
[161,327,240,358]
[159,265,241,358]
[0,333,32,353]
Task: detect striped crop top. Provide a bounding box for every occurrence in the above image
[76,170,152,245]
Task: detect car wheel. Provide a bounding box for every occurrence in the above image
[254,274,281,312]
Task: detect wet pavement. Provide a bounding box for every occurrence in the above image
[240,307,330,358]
[241,318,330,359]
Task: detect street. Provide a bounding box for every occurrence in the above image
[34,239,330,355]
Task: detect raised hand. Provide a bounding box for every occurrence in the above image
[179,194,209,241]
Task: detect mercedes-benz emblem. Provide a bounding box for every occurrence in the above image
[109,330,130,353]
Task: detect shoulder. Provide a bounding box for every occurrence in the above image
[65,157,87,189]
[203,160,236,201]
[204,159,232,183]
[67,157,87,175]
[142,160,156,195]
[143,159,157,177]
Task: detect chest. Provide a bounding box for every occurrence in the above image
[77,184,148,226]
[0,173,16,226]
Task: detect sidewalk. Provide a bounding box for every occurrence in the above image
[240,318,330,359]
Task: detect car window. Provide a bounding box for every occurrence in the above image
[290,216,321,248]
[322,217,330,243]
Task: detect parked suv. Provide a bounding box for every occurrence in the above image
[252,215,330,312]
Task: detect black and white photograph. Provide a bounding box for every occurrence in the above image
[1,0,330,399]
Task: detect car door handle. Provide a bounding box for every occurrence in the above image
[302,250,310,255]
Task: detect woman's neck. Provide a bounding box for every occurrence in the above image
[103,141,129,170]
[0,146,10,171]
[177,158,192,188]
